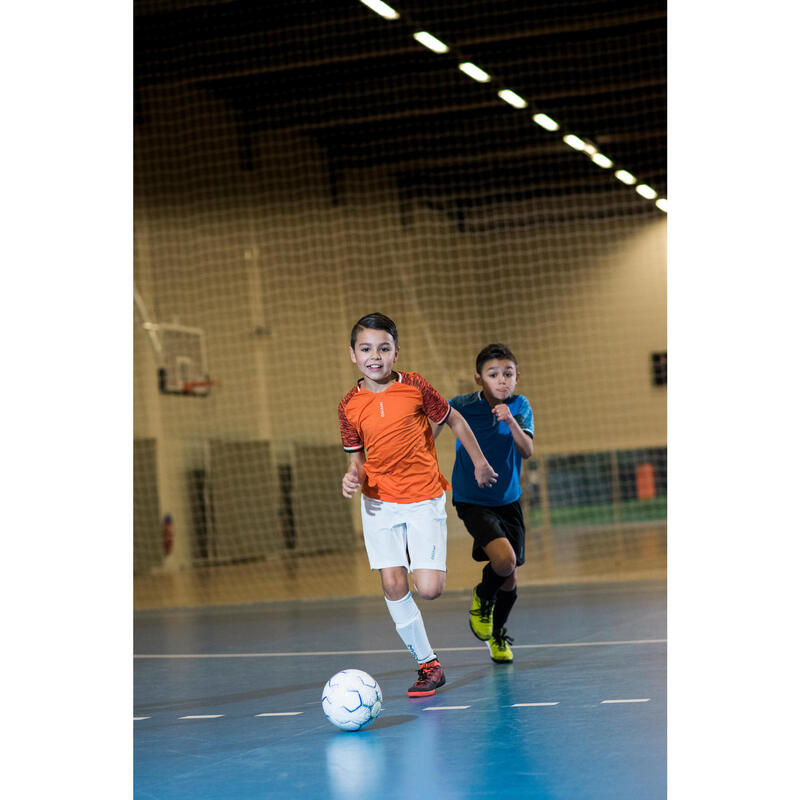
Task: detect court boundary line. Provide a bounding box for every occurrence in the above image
[255,712,304,717]
[601,698,651,704]
[134,638,666,659]
[512,702,560,707]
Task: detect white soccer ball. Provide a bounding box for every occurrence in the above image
[322,669,383,731]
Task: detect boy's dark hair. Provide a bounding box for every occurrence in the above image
[476,343,518,374]
[350,312,399,349]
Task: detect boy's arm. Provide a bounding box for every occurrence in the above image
[444,407,499,488]
[492,405,534,459]
[342,450,366,498]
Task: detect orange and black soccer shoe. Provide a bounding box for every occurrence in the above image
[407,658,446,697]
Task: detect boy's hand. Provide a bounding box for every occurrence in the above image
[492,404,513,424]
[342,464,362,498]
[474,460,499,489]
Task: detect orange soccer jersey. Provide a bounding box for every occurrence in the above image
[338,371,452,503]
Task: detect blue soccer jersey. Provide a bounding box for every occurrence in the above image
[449,391,534,506]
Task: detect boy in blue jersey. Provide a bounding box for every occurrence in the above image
[435,344,534,663]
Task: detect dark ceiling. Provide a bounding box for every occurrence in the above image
[135,0,666,221]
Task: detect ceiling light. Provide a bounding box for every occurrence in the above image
[614,169,636,185]
[458,62,491,82]
[592,153,613,168]
[413,31,449,53]
[533,113,559,131]
[498,89,527,109]
[655,198,668,213]
[358,0,399,20]
[563,134,585,151]
[583,142,598,156]
[636,184,657,199]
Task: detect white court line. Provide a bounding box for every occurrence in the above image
[179,714,224,719]
[601,698,650,704]
[255,712,303,717]
[512,702,559,707]
[133,717,151,720]
[423,706,470,711]
[134,639,666,659]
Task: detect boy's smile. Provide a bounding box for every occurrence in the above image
[476,358,519,406]
[350,328,399,389]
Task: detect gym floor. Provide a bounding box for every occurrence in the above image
[134,580,666,799]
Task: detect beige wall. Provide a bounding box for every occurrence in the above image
[134,84,666,571]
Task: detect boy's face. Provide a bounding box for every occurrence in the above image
[350,327,398,384]
[476,358,519,404]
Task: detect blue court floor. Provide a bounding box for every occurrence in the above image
[134,580,666,799]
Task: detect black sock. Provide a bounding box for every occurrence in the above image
[476,563,507,602]
[493,587,518,634]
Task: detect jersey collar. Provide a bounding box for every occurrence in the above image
[357,371,401,392]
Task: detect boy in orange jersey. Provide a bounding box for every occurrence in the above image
[339,312,498,697]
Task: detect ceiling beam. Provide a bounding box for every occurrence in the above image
[135,10,665,89]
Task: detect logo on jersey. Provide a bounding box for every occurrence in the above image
[379,401,385,418]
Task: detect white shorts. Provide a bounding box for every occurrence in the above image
[360,492,448,573]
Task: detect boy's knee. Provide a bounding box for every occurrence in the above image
[383,579,409,601]
[384,585,407,601]
[492,556,516,577]
[414,573,446,600]
[381,570,409,601]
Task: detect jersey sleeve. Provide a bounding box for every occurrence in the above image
[513,395,534,437]
[406,373,451,424]
[338,393,364,451]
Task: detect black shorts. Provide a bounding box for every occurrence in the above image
[454,499,526,566]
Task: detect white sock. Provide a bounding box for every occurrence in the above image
[385,592,435,664]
